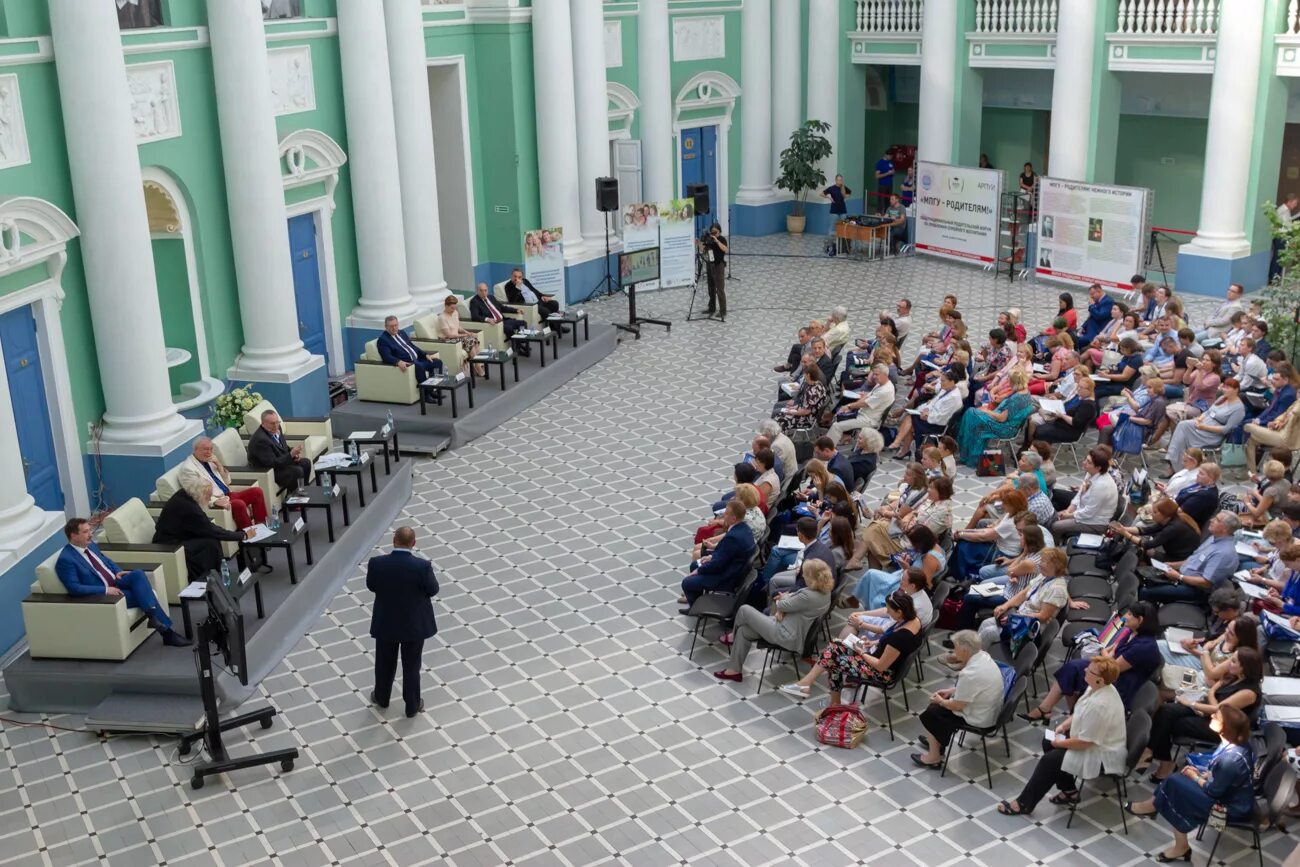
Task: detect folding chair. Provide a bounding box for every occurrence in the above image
[1066,707,1150,835]
[941,678,1031,787]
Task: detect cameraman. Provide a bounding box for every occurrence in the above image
[698,222,729,320]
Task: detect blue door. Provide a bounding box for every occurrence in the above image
[680,126,718,204]
[0,306,63,511]
[288,213,329,366]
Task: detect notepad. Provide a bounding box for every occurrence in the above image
[922,359,942,370]
[775,535,806,551]
[1037,399,1066,416]
[349,430,376,440]
[245,523,275,543]
[1264,677,1300,697]
[1032,364,1048,375]
[179,581,207,599]
[905,408,924,415]
[970,581,1004,598]
[842,390,862,401]
[1090,374,1109,382]
[1265,705,1300,723]
[1149,558,1170,574]
[780,382,799,396]
[1075,533,1105,549]
[1237,541,1267,558]
[1238,581,1271,601]
[1164,627,1196,646]
[285,496,310,506]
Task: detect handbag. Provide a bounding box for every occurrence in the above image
[1111,415,1146,455]
[1094,533,1132,571]
[1001,612,1041,657]
[1220,442,1247,468]
[976,448,1006,477]
[814,703,868,749]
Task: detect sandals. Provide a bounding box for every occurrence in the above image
[1123,801,1157,818]
[909,753,942,770]
[779,683,811,698]
[1049,791,1080,806]
[997,800,1030,816]
[1017,707,1051,723]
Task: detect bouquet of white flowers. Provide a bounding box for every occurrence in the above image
[212,384,263,430]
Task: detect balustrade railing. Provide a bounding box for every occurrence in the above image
[853,0,924,34]
[1115,0,1219,36]
[973,0,1058,34]
[1288,0,1300,34]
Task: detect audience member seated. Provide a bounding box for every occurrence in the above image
[56,517,190,647]
[1238,459,1289,527]
[957,369,1034,465]
[1165,461,1222,529]
[1091,338,1144,400]
[153,478,255,580]
[744,434,785,482]
[1026,375,1097,446]
[775,360,828,435]
[470,282,529,351]
[952,490,1028,580]
[997,655,1127,816]
[434,295,482,369]
[503,266,560,320]
[1257,544,1300,616]
[1097,376,1166,450]
[749,448,780,506]
[178,437,268,530]
[810,436,854,490]
[855,476,953,571]
[753,517,831,601]
[712,560,834,684]
[679,501,756,609]
[827,365,895,443]
[1109,498,1202,563]
[757,419,798,482]
[850,525,945,610]
[1140,511,1240,605]
[823,306,851,354]
[847,567,934,633]
[780,590,922,701]
[377,314,443,381]
[1052,448,1119,539]
[952,522,1045,630]
[978,547,1069,650]
[1162,377,1245,477]
[1023,602,1161,722]
[246,410,314,492]
[1150,351,1224,449]
[775,323,817,374]
[846,462,928,569]
[1161,587,1248,667]
[693,483,765,555]
[889,366,964,459]
[1127,705,1257,863]
[846,428,885,493]
[910,629,1007,770]
[1244,391,1300,474]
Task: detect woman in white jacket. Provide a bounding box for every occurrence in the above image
[997,656,1128,815]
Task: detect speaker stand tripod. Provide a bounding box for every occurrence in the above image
[588,212,619,300]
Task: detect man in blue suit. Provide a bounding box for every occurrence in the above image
[681,500,757,609]
[1077,283,1115,346]
[367,527,440,718]
[377,315,443,382]
[55,517,190,647]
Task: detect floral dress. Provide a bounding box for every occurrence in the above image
[779,380,828,434]
[817,623,922,692]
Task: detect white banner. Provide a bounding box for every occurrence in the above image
[523,227,565,300]
[1034,178,1151,291]
[657,198,695,289]
[620,203,661,291]
[913,161,1003,265]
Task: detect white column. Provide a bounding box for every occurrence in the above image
[47,0,195,446]
[917,0,959,164]
[0,351,51,549]
[337,0,417,325]
[207,0,320,380]
[1047,0,1098,180]
[771,0,803,182]
[806,0,840,169]
[638,0,674,203]
[736,0,776,204]
[1186,0,1267,256]
[383,0,449,311]
[532,0,587,259]
[572,0,612,247]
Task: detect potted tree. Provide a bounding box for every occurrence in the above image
[775,119,832,235]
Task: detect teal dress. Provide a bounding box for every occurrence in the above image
[957,392,1036,465]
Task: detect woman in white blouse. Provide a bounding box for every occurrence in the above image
[998,656,1127,815]
[434,294,481,372]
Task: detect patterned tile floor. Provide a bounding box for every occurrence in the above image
[1,238,1291,867]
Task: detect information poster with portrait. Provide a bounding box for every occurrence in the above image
[657,198,696,289]
[523,227,565,300]
[913,161,1003,265]
[1034,178,1151,291]
[620,203,661,291]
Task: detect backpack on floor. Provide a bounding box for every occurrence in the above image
[815,703,868,749]
[935,595,964,631]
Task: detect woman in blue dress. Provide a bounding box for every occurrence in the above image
[1020,602,1162,721]
[956,370,1036,465]
[1125,705,1256,863]
[853,525,946,610]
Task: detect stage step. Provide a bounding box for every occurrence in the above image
[85,692,205,736]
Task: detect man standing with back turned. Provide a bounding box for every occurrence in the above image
[368,527,440,718]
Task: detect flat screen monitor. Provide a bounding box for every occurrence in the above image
[618,247,660,286]
[207,576,249,686]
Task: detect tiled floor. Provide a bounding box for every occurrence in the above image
[2,238,1292,866]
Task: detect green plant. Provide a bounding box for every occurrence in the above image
[1262,202,1300,355]
[212,384,263,430]
[775,119,833,218]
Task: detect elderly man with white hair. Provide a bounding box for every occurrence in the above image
[827,364,895,443]
[823,306,852,354]
[152,476,257,580]
[177,437,269,530]
[757,419,797,481]
[1139,511,1242,605]
[911,629,1006,769]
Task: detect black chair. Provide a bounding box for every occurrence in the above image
[941,677,1031,788]
[1197,760,1296,867]
[1129,679,1161,719]
[1157,601,1209,632]
[1066,707,1151,835]
[1067,573,1114,602]
[990,641,1039,713]
[754,594,836,693]
[1027,616,1062,697]
[686,554,761,658]
[851,642,924,741]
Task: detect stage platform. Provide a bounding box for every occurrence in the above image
[2,458,413,718]
[330,323,619,453]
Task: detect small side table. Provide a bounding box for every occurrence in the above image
[420,373,473,417]
[471,348,519,392]
[321,452,378,507]
[239,519,310,584]
[546,310,589,348]
[511,329,560,367]
[280,484,348,543]
[343,425,399,474]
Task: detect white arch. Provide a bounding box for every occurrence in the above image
[278,128,348,201]
[607,81,640,138]
[0,196,79,288]
[673,71,742,127]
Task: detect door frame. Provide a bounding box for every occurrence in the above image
[674,122,727,235]
[673,71,739,237]
[284,203,343,376]
[425,54,479,284]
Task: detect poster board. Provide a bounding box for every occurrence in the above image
[523,227,565,300]
[1034,178,1151,291]
[657,198,695,288]
[620,203,660,291]
[913,161,1003,265]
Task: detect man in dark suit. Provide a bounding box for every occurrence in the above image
[503,267,561,322]
[681,500,757,609]
[813,436,855,490]
[1077,283,1114,346]
[469,282,530,352]
[768,517,837,596]
[377,315,442,381]
[367,527,440,718]
[55,517,190,646]
[246,410,313,490]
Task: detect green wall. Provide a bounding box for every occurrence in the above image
[979,107,1049,177]
[1114,114,1208,233]
[150,237,199,394]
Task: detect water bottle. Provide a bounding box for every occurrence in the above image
[321,471,330,492]
[269,512,280,533]
[219,558,231,588]
[349,440,358,462]
[385,409,393,433]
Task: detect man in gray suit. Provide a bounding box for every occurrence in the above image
[712,560,836,683]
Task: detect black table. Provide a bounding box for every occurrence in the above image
[511,328,560,366]
[343,425,399,474]
[279,484,349,543]
[471,348,519,392]
[547,311,589,348]
[321,452,378,507]
[239,519,310,585]
[420,373,473,417]
[176,564,264,639]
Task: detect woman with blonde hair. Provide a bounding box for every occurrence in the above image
[1239,459,1290,526]
[956,369,1035,465]
[713,560,834,684]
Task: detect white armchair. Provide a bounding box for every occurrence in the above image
[210,428,282,511]
[410,316,469,371]
[492,280,542,327]
[23,551,167,661]
[355,339,421,405]
[97,498,189,605]
[240,399,331,463]
[149,463,254,559]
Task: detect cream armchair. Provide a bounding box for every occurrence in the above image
[410,316,469,371]
[97,498,190,605]
[240,399,331,463]
[149,464,254,559]
[493,280,542,327]
[356,339,421,405]
[209,428,282,510]
[416,301,508,353]
[23,552,167,661]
